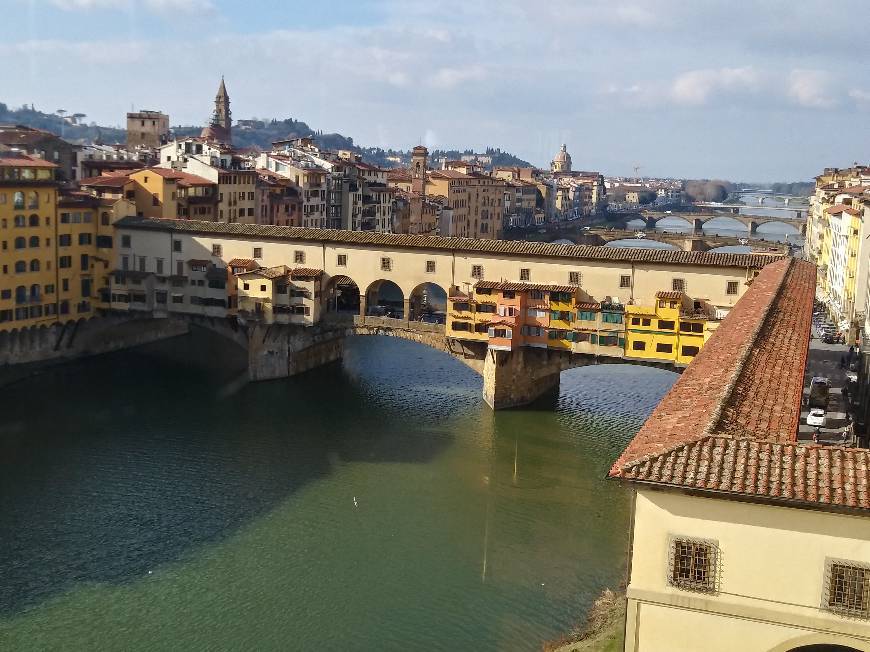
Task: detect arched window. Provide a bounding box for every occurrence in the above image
[28,214,39,227]
[29,259,40,272]
[15,286,26,303]
[13,192,24,209]
[26,192,38,209]
[29,236,39,248]
[30,284,40,300]
[14,261,26,273]
[13,215,25,227]
[14,237,25,249]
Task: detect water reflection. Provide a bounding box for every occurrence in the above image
[0,335,677,651]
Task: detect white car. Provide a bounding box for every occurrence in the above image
[806,408,827,428]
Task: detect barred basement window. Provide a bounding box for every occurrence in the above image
[380,257,392,272]
[337,254,347,266]
[668,536,718,593]
[520,268,530,281]
[620,275,631,289]
[471,265,484,279]
[672,278,686,293]
[824,559,870,618]
[569,271,581,285]
[294,250,305,264]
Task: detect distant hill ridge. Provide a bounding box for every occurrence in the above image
[0,102,532,169]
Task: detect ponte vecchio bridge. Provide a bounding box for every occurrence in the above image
[109,217,779,408]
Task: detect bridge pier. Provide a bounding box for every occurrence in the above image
[483,347,562,410]
[749,221,759,235]
[644,216,657,229]
[692,218,704,234]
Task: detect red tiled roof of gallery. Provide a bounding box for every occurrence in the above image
[610,259,870,512]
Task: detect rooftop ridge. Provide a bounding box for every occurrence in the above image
[114,216,780,269]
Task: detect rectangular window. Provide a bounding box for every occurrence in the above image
[337,254,347,267]
[602,312,623,324]
[824,560,869,618]
[212,244,223,257]
[672,278,685,293]
[121,234,131,248]
[155,258,164,275]
[59,234,71,247]
[471,265,483,279]
[631,340,646,351]
[656,343,673,353]
[173,239,182,253]
[294,250,305,264]
[78,233,92,246]
[380,257,392,272]
[658,320,675,330]
[569,271,580,285]
[81,279,91,298]
[681,346,700,357]
[669,537,718,593]
[138,256,146,272]
[81,254,89,271]
[726,281,738,296]
[519,268,530,281]
[426,260,436,273]
[620,275,631,289]
[642,318,651,326]
[253,247,263,259]
[59,256,72,269]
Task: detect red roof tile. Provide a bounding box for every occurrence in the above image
[290,267,323,280]
[608,260,870,513]
[655,291,685,300]
[827,204,860,217]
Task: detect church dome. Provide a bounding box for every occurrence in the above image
[551,144,572,172]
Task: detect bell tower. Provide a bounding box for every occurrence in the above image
[411,145,428,195]
[212,76,232,144]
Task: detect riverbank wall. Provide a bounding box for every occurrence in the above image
[0,315,190,385]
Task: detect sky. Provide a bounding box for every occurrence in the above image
[3,0,870,181]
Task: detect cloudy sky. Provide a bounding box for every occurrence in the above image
[4,0,870,181]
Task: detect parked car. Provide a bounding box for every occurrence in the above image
[809,377,830,409]
[806,408,827,428]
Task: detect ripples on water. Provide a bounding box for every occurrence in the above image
[0,334,676,651]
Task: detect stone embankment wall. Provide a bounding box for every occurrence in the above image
[0,315,190,383]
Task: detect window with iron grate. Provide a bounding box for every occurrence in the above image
[668,536,718,593]
[824,559,869,618]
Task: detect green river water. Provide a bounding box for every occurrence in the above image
[0,332,676,650]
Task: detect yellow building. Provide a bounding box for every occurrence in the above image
[426,167,506,239]
[0,153,59,330]
[625,291,718,365]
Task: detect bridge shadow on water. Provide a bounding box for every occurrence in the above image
[0,331,482,615]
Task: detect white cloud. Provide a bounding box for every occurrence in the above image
[848,88,870,106]
[48,0,214,13]
[428,65,486,90]
[670,66,762,106]
[787,69,837,108]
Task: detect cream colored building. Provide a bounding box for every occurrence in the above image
[611,258,870,652]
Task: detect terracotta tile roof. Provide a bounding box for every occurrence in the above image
[237,265,289,280]
[476,280,578,293]
[173,171,215,187]
[611,260,870,513]
[826,204,860,216]
[655,291,684,300]
[80,174,131,188]
[289,267,323,280]
[113,218,779,271]
[227,258,259,269]
[839,185,869,195]
[577,302,601,310]
[0,153,59,168]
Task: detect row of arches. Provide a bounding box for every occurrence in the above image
[12,259,44,273]
[9,191,39,210]
[3,214,45,228]
[632,215,802,234]
[12,236,43,249]
[325,276,448,322]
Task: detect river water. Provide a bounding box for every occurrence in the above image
[0,333,677,650]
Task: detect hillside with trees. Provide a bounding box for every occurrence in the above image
[0,102,531,169]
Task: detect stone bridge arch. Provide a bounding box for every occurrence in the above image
[408,281,448,322]
[364,279,405,318]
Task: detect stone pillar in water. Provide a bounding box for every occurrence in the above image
[482,347,562,410]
